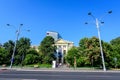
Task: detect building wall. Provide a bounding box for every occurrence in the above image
[55,39,74,64]
[46,31,59,41]
[46,31,62,41]
[31,45,39,52]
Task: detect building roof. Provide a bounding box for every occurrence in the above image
[55,39,74,44]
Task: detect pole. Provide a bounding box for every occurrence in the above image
[87,11,112,71]
[9,24,22,69]
[96,18,106,71]
[74,56,76,69]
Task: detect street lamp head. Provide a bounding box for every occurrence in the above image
[85,22,88,24]
[20,24,23,26]
[108,10,112,14]
[88,12,92,15]
[27,30,30,32]
[6,24,10,26]
[101,21,104,24]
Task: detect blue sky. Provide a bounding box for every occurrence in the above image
[0,0,120,46]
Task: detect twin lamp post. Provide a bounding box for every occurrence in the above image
[7,24,29,69]
[85,10,112,71]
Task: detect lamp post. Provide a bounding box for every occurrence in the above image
[86,11,112,71]
[7,24,23,69]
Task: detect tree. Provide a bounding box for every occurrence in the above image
[78,37,115,68]
[78,37,101,67]
[3,40,14,58]
[3,40,15,65]
[110,37,120,55]
[0,47,9,65]
[65,46,79,67]
[14,37,31,65]
[3,37,31,65]
[110,37,120,68]
[102,42,114,68]
[38,36,56,64]
[23,48,41,65]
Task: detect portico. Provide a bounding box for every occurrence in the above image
[55,39,74,64]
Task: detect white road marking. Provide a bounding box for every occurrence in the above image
[22,79,38,80]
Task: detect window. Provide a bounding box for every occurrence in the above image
[63,45,66,48]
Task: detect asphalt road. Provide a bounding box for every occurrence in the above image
[0,70,120,80]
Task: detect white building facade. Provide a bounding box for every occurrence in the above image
[55,39,74,64]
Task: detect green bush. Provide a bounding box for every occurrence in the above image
[26,64,52,68]
[38,64,52,68]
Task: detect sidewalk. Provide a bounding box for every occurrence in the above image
[1,66,120,72]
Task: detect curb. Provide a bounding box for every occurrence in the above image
[1,67,120,73]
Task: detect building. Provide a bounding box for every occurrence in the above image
[31,45,39,52]
[30,31,74,65]
[46,31,62,41]
[55,39,74,64]
[46,31,74,64]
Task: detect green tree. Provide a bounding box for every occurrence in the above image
[3,40,14,60]
[78,37,115,68]
[0,47,9,65]
[4,37,31,65]
[23,48,41,65]
[110,37,120,68]
[110,37,120,55]
[65,46,79,67]
[78,37,101,67]
[38,36,56,64]
[14,37,31,65]
[102,42,114,68]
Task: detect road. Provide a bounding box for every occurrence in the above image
[0,69,120,80]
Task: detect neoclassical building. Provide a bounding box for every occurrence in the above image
[46,31,74,64]
[55,39,74,64]
[31,31,74,65]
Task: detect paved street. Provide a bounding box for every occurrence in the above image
[0,69,120,80]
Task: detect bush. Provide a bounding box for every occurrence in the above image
[39,64,52,68]
[23,54,40,65]
[26,64,52,68]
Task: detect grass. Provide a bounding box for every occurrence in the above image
[25,64,52,68]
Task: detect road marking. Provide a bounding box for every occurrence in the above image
[22,79,38,80]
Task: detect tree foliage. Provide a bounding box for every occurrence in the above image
[14,37,31,65]
[38,36,56,64]
[66,36,116,68]
[23,48,41,65]
[17,37,31,55]
[65,46,79,67]
[0,47,9,65]
[110,37,120,54]
[78,37,102,67]
[3,40,14,60]
[2,37,31,65]
[110,37,120,68]
[1,36,120,68]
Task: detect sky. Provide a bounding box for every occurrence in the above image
[0,0,120,46]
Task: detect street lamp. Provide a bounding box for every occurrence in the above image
[7,24,23,69]
[86,11,112,71]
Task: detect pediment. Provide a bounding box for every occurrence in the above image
[55,39,73,44]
